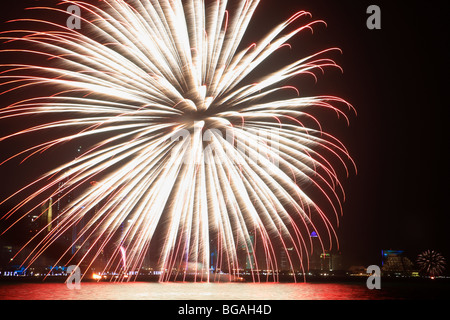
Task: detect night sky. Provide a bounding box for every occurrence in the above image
[0,0,448,270]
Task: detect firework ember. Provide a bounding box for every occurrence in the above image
[417,250,446,278]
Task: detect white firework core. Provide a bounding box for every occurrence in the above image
[0,0,355,282]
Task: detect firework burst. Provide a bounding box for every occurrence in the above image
[417,250,446,277]
[0,0,355,282]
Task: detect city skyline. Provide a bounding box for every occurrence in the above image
[0,0,448,281]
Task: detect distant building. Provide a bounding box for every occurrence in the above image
[0,245,13,266]
[280,247,294,271]
[382,250,404,266]
[381,249,415,276]
[308,231,344,272]
[237,232,256,271]
[348,265,367,275]
[245,233,256,270]
[320,252,332,271]
[309,231,321,271]
[40,197,53,232]
[331,252,344,271]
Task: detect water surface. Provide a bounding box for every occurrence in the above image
[0,281,408,300]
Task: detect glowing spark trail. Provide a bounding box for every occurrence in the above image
[417,250,446,278]
[0,0,355,282]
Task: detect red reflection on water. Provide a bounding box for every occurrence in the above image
[0,282,390,300]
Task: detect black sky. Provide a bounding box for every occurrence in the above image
[0,0,448,269]
[247,0,449,268]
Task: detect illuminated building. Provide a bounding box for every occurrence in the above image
[245,233,255,270]
[331,251,344,271]
[320,252,332,271]
[381,249,415,277]
[237,232,256,271]
[382,249,404,266]
[210,239,218,271]
[309,231,344,273]
[280,247,294,271]
[309,231,322,271]
[40,197,53,232]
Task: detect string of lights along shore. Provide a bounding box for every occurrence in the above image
[0,0,355,282]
